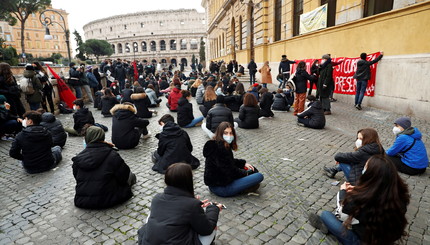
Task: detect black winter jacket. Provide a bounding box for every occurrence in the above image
[278,59,296,74]
[72,142,133,209]
[101,96,119,117]
[259,92,274,117]
[9,125,55,174]
[111,104,149,149]
[334,142,384,185]
[152,122,200,174]
[225,94,243,112]
[203,140,247,186]
[272,93,290,111]
[121,88,134,103]
[131,93,152,118]
[317,61,333,98]
[206,103,234,133]
[177,97,194,127]
[73,108,95,134]
[295,69,314,94]
[297,101,325,129]
[353,54,383,81]
[248,61,257,74]
[138,186,219,245]
[199,98,216,117]
[41,112,67,147]
[236,105,259,129]
[114,64,126,81]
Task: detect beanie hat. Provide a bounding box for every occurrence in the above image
[394,117,411,129]
[25,64,35,71]
[0,95,7,104]
[252,83,259,87]
[216,95,225,104]
[322,54,330,60]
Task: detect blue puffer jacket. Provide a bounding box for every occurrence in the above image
[386,127,429,169]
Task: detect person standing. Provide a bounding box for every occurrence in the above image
[259,61,272,88]
[309,60,320,96]
[114,60,127,91]
[317,54,334,115]
[33,62,54,113]
[293,61,314,116]
[69,62,83,99]
[247,59,257,86]
[353,52,383,110]
[278,55,296,88]
[22,64,43,111]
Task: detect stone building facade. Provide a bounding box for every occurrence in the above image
[201,0,430,120]
[83,9,206,67]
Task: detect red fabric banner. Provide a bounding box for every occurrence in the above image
[290,52,381,97]
[45,64,77,108]
[133,61,138,81]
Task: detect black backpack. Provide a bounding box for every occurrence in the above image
[58,101,73,114]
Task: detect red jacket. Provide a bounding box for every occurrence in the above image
[168,87,182,111]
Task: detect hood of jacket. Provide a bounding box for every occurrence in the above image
[400,127,422,140]
[275,93,285,99]
[160,121,184,138]
[24,70,35,78]
[177,97,189,106]
[310,100,322,110]
[130,93,147,100]
[42,112,56,123]
[360,142,384,155]
[72,142,112,170]
[110,104,136,118]
[22,125,51,142]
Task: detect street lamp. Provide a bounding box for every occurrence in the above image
[39,9,71,64]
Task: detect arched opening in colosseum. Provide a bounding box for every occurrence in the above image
[111,44,115,54]
[133,42,138,52]
[171,58,177,66]
[151,59,157,64]
[190,39,198,50]
[180,39,187,50]
[118,43,123,54]
[150,41,156,51]
[142,42,147,52]
[181,58,188,66]
[125,43,131,53]
[160,40,166,51]
[161,59,167,64]
[170,40,176,50]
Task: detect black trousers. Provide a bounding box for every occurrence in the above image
[42,91,55,113]
[388,155,426,175]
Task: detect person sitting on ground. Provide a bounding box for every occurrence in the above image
[145,84,161,107]
[309,155,410,245]
[72,126,136,209]
[152,114,200,174]
[177,90,204,128]
[203,122,264,197]
[386,117,429,175]
[202,95,237,139]
[324,128,384,185]
[0,95,22,140]
[9,111,62,174]
[121,83,134,103]
[167,84,182,112]
[272,88,290,111]
[109,81,120,97]
[65,99,95,136]
[131,87,157,118]
[236,65,245,77]
[296,95,325,129]
[110,103,150,150]
[190,78,202,97]
[39,109,67,148]
[195,80,206,105]
[258,88,274,118]
[199,86,217,117]
[138,163,222,245]
[214,81,225,96]
[225,82,245,112]
[234,93,260,129]
[284,84,295,106]
[101,88,119,117]
[248,83,261,102]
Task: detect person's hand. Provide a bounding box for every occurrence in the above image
[17,118,23,123]
[335,161,339,165]
[340,182,348,190]
[5,102,10,110]
[244,163,254,171]
[216,203,224,211]
[200,199,211,208]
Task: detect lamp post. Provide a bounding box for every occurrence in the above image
[39,9,71,64]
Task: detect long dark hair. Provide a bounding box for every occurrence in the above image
[0,63,14,85]
[343,155,410,245]
[213,122,237,151]
[235,82,245,95]
[165,163,194,196]
[357,128,384,153]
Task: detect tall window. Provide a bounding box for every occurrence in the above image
[125,43,130,53]
[118,43,123,53]
[293,0,303,36]
[150,41,156,51]
[190,39,198,50]
[170,40,176,50]
[142,41,147,52]
[133,42,138,52]
[274,0,282,41]
[112,44,115,54]
[180,39,187,50]
[160,40,166,51]
[238,16,243,50]
[321,0,337,27]
[364,0,393,17]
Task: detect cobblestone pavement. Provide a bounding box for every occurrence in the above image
[1,84,429,245]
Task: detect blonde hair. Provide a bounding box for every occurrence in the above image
[204,86,217,101]
[192,79,202,88]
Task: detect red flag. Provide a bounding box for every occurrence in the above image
[133,61,138,81]
[45,64,77,108]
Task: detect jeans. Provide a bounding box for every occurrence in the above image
[250,72,256,85]
[29,102,40,111]
[338,163,351,182]
[184,116,204,128]
[279,73,290,88]
[320,97,331,111]
[355,80,368,105]
[320,211,360,245]
[82,85,94,102]
[52,146,62,165]
[73,86,83,98]
[209,173,264,197]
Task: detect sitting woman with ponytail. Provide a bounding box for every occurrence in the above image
[203,122,264,197]
[309,155,410,245]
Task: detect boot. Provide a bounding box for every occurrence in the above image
[323,166,338,178]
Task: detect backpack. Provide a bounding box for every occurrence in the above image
[20,77,35,95]
[58,101,73,114]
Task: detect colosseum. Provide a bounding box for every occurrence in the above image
[83,9,206,67]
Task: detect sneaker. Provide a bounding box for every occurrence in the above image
[1,136,14,141]
[297,122,305,127]
[308,213,328,234]
[357,104,362,110]
[323,166,338,178]
[152,110,158,116]
[330,98,337,102]
[324,111,332,115]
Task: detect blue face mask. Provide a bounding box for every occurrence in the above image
[83,139,87,148]
[223,135,234,144]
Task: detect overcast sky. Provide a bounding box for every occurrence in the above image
[50,0,205,54]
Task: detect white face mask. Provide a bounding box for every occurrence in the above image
[355,139,362,149]
[22,119,27,128]
[159,125,164,132]
[393,126,402,135]
[73,105,77,110]
[113,86,117,89]
[305,101,310,108]
[223,135,234,144]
